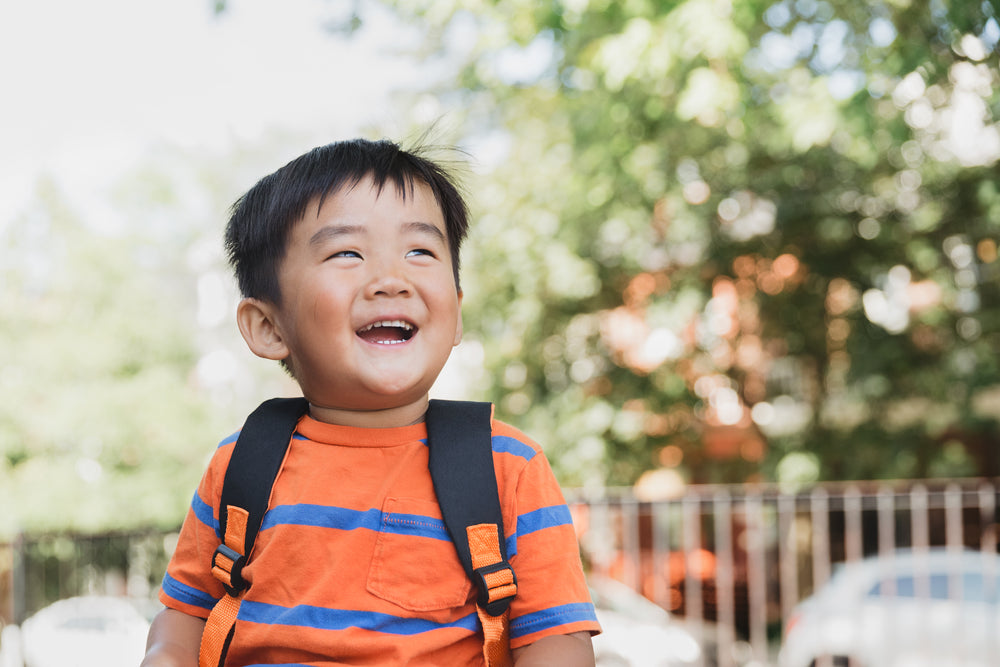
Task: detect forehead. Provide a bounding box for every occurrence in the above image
[311,175,442,221]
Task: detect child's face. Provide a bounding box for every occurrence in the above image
[264,176,463,420]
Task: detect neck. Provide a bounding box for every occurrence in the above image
[306,397,429,428]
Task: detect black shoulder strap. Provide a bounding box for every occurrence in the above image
[219,397,310,563]
[217,396,513,614]
[426,399,514,615]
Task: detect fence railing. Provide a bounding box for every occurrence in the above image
[0,530,174,625]
[566,477,1000,666]
[3,478,998,665]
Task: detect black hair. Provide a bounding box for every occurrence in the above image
[225,138,469,304]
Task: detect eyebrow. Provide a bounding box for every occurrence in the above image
[403,221,447,244]
[308,224,364,247]
[308,221,446,247]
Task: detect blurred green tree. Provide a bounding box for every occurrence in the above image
[0,178,215,534]
[0,142,296,535]
[377,0,1000,487]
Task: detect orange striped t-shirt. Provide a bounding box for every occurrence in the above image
[160,411,600,665]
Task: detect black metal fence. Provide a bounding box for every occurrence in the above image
[1,529,176,625]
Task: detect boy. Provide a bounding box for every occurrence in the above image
[142,138,600,666]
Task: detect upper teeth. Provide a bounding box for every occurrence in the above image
[359,320,413,332]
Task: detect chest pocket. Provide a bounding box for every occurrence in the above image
[367,497,474,612]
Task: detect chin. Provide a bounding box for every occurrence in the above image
[347,384,432,410]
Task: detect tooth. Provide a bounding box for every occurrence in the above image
[358,320,414,333]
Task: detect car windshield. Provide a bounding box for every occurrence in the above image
[868,571,1000,604]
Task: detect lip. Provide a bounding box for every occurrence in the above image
[355,317,419,345]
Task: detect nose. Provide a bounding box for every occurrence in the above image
[365,257,412,298]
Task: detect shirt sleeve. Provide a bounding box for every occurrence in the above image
[158,437,234,618]
[500,427,602,648]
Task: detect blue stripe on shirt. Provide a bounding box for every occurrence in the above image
[261,504,383,532]
[238,600,480,636]
[509,602,599,639]
[491,435,536,462]
[191,491,220,536]
[161,572,218,611]
[260,503,528,555]
[506,533,517,558]
[260,505,452,542]
[236,501,566,555]
[517,505,574,537]
[196,493,560,561]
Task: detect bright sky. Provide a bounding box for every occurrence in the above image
[0,0,429,223]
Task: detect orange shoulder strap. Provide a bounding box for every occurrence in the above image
[198,398,308,667]
[468,522,517,667]
[200,506,250,667]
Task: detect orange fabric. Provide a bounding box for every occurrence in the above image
[478,606,513,667]
[468,523,517,603]
[199,592,241,667]
[468,522,503,568]
[161,416,601,665]
[483,569,517,601]
[224,506,249,551]
[200,505,251,667]
[468,522,515,667]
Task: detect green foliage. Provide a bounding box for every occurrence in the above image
[0,178,226,535]
[7,2,1000,538]
[382,0,1000,486]
[0,137,304,536]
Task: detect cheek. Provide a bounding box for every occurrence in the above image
[304,283,350,323]
[441,298,463,346]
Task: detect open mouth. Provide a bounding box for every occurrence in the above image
[356,320,416,345]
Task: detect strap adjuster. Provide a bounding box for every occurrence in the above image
[473,561,517,616]
[212,543,248,596]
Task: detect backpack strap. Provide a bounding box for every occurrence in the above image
[199,397,309,667]
[427,399,516,667]
[200,397,515,667]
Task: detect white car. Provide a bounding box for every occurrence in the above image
[779,548,1000,667]
[590,576,716,667]
[20,596,150,667]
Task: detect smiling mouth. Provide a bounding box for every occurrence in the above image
[357,320,416,345]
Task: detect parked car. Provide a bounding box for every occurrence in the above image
[590,575,749,667]
[779,548,1000,667]
[20,596,149,667]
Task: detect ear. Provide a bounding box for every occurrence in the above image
[236,298,290,361]
[453,290,464,347]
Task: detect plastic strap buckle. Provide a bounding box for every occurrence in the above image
[473,560,518,617]
[212,543,247,597]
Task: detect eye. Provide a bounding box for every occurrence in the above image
[328,250,362,260]
[406,248,436,258]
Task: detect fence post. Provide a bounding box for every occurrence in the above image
[810,488,830,593]
[745,492,768,664]
[777,491,798,631]
[713,489,735,667]
[681,493,702,637]
[12,532,26,626]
